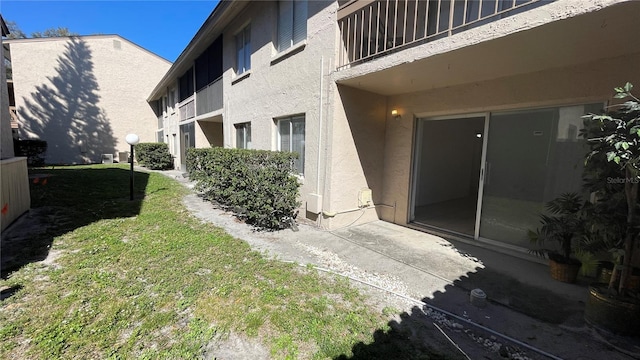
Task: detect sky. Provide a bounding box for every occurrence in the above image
[1,0,220,62]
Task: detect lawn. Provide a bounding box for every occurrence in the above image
[0,165,445,359]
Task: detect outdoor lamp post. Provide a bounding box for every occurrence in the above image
[125,133,140,201]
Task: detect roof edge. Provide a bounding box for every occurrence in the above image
[5,34,172,64]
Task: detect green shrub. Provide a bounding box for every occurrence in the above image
[13,139,47,167]
[136,143,174,170]
[187,147,301,230]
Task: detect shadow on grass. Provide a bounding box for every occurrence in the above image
[1,166,149,279]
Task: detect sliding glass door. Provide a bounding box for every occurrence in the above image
[412,103,602,248]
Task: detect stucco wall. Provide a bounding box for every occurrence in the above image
[196,120,223,148]
[9,36,171,164]
[323,84,387,228]
[220,0,338,224]
[380,52,640,225]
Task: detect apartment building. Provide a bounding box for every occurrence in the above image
[8,35,171,165]
[149,0,640,250]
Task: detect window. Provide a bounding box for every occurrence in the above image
[168,88,176,113]
[162,96,167,116]
[278,115,305,174]
[277,0,307,52]
[235,122,252,149]
[236,25,251,75]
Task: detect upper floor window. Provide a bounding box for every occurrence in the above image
[162,96,167,117]
[277,0,307,52]
[236,24,251,75]
[277,115,305,175]
[168,88,176,113]
[235,122,252,149]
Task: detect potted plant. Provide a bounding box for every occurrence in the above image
[581,82,640,335]
[529,192,584,283]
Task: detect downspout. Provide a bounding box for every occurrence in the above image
[317,56,323,196]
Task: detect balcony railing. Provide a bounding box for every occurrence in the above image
[338,0,544,69]
[196,76,223,116]
[179,96,195,121]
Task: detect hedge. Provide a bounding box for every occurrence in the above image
[136,142,174,170]
[186,147,301,230]
[14,139,47,167]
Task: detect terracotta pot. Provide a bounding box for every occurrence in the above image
[585,284,640,335]
[549,258,581,283]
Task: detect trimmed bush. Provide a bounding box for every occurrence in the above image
[136,142,174,170]
[187,147,301,230]
[14,139,47,167]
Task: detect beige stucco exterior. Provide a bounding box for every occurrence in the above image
[149,0,640,238]
[325,0,640,229]
[8,35,171,164]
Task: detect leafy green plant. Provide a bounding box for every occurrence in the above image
[135,142,173,170]
[186,147,301,230]
[581,82,640,295]
[529,192,584,263]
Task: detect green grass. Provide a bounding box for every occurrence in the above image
[0,165,446,359]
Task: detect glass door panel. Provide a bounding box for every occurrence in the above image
[412,116,485,236]
[479,104,601,247]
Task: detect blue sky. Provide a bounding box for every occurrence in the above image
[1,1,220,62]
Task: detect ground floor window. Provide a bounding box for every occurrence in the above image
[235,122,251,149]
[277,115,305,175]
[411,103,603,248]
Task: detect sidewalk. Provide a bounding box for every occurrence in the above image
[160,169,639,359]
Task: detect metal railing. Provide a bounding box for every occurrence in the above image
[337,0,544,69]
[196,76,223,116]
[179,96,195,121]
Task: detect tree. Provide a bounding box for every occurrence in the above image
[5,20,26,39]
[582,82,640,295]
[3,20,78,39]
[31,27,78,38]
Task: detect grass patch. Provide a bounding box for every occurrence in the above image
[0,165,446,359]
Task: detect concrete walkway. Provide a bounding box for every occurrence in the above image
[158,169,639,360]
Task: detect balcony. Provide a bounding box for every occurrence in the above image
[337,0,545,69]
[179,96,195,121]
[196,76,223,116]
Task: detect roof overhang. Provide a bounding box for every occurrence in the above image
[1,14,9,37]
[147,0,249,101]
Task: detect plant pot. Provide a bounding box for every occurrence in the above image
[585,284,640,335]
[549,257,581,283]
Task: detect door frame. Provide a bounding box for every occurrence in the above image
[410,113,488,239]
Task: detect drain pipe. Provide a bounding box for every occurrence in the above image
[317,56,323,197]
[288,261,564,360]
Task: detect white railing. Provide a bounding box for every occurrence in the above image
[338,0,544,69]
[179,96,195,121]
[196,77,223,116]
